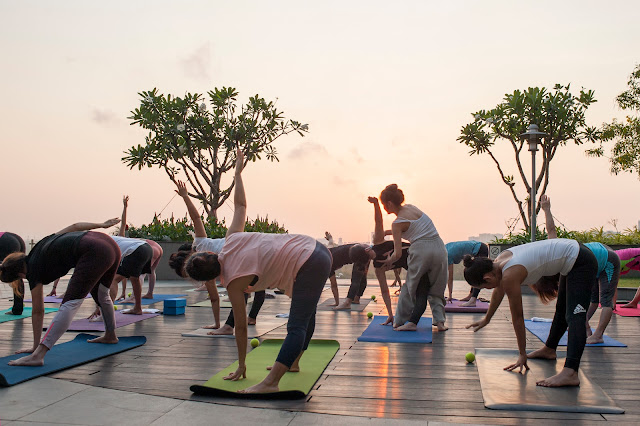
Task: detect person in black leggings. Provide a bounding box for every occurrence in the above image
[0,218,121,366]
[0,232,26,315]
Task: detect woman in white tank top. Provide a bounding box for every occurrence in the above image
[379,184,449,331]
[462,239,598,387]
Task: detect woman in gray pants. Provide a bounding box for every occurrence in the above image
[379,184,448,331]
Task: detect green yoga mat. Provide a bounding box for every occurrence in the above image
[0,307,59,323]
[191,339,339,399]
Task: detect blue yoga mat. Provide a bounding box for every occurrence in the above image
[115,294,186,305]
[0,307,59,324]
[357,315,432,343]
[0,333,146,386]
[524,320,627,347]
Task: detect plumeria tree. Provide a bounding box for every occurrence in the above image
[124,87,308,219]
[587,64,640,177]
[457,85,599,230]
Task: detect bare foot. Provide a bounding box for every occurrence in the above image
[586,334,604,345]
[334,300,352,310]
[202,323,220,329]
[208,325,233,335]
[88,336,119,344]
[460,300,477,307]
[328,301,338,307]
[536,368,580,387]
[122,308,143,315]
[527,346,557,360]
[120,297,135,304]
[248,317,256,325]
[267,363,300,372]
[586,323,593,337]
[353,297,360,304]
[8,354,44,366]
[395,322,417,331]
[435,322,448,331]
[142,294,153,299]
[459,295,471,302]
[238,381,279,394]
[621,302,637,309]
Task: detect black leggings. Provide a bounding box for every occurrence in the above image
[0,232,26,315]
[469,243,489,298]
[346,263,368,300]
[545,245,598,371]
[224,290,266,328]
[408,273,434,324]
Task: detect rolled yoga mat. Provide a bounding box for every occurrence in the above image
[444,299,489,313]
[190,339,339,399]
[115,294,186,305]
[357,315,432,343]
[317,298,370,312]
[0,307,58,324]
[0,333,146,386]
[524,319,627,347]
[475,348,624,414]
[51,311,160,331]
[182,317,287,338]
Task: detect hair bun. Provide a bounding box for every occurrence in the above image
[462,255,474,268]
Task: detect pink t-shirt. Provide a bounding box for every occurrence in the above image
[218,232,317,296]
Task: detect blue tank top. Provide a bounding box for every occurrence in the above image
[445,241,482,265]
[585,242,608,276]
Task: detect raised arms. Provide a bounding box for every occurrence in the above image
[226,149,246,237]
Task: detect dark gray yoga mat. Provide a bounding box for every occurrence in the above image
[475,348,624,414]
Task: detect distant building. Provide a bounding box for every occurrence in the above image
[468,233,503,243]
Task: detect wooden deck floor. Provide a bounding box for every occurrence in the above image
[1,281,638,424]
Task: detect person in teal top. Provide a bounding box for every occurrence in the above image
[445,240,488,306]
[542,195,620,344]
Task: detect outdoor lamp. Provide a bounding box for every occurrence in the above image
[520,124,549,242]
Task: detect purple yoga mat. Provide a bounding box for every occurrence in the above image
[444,299,488,313]
[26,295,91,304]
[47,311,160,331]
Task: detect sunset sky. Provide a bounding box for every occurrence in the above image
[2,1,639,246]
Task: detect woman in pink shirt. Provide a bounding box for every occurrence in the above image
[182,150,332,394]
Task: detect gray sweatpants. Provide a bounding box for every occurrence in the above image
[394,237,448,327]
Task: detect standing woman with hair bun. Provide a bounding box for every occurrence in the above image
[463,238,598,387]
[0,232,27,315]
[379,184,449,331]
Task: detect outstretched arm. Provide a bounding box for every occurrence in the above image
[226,149,246,237]
[118,196,129,237]
[56,218,120,235]
[175,181,207,238]
[540,195,557,239]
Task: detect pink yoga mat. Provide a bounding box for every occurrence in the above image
[444,299,489,313]
[46,311,159,331]
[613,304,640,317]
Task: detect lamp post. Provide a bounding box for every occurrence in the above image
[520,124,548,242]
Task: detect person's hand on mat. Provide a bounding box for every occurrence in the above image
[381,315,394,326]
[466,317,489,332]
[46,288,57,297]
[88,308,101,320]
[504,354,530,373]
[224,364,247,381]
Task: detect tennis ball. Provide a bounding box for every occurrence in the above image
[367,312,373,319]
[127,292,132,297]
[114,305,118,311]
[465,352,475,363]
[371,295,376,300]
[250,338,260,348]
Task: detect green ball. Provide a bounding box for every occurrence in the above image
[370,295,376,300]
[127,292,132,297]
[465,352,475,363]
[367,312,373,319]
[113,305,118,311]
[250,338,260,348]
